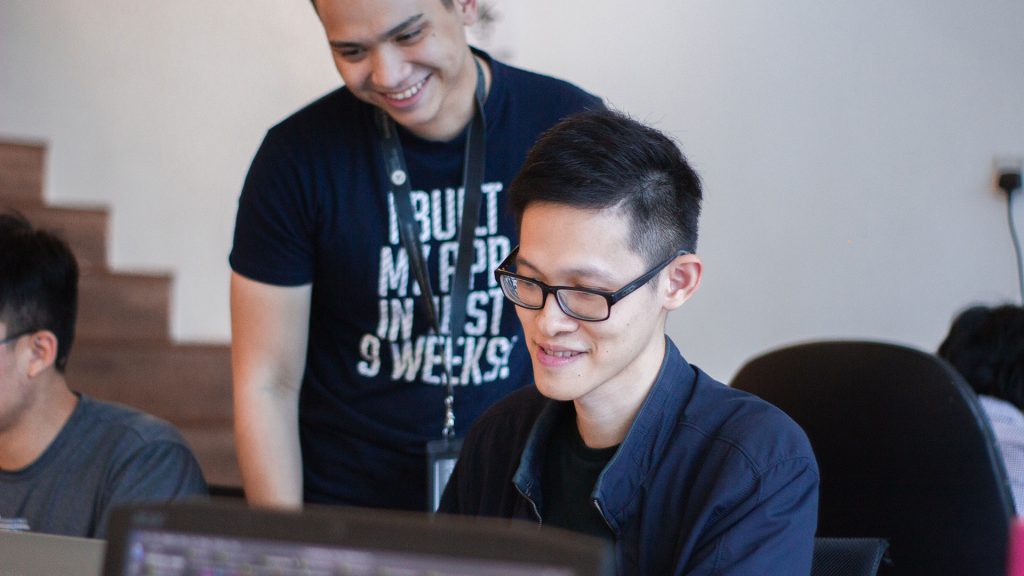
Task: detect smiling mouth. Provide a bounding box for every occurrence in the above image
[385,76,429,101]
[540,346,583,359]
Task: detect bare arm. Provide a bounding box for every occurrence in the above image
[230,272,311,509]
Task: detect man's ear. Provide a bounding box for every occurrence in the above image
[25,330,58,378]
[663,254,702,311]
[456,0,479,26]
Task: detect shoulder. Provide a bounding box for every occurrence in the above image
[441,386,549,515]
[491,57,601,106]
[465,385,548,446]
[485,55,603,131]
[259,86,370,153]
[76,395,192,450]
[64,395,205,489]
[679,366,817,477]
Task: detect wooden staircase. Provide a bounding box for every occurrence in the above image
[0,140,239,487]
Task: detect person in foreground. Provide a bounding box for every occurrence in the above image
[0,212,207,538]
[939,304,1024,515]
[440,110,819,574]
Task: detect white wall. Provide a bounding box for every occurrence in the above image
[2,0,1023,380]
[0,0,338,342]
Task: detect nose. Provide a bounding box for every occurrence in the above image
[370,46,408,90]
[533,292,578,337]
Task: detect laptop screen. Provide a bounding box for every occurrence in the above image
[103,501,613,576]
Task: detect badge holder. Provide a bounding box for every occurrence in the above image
[377,60,487,512]
[426,434,463,513]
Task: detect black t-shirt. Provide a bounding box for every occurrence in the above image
[230,50,602,510]
[542,408,618,540]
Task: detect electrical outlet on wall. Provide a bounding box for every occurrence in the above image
[994,156,1024,195]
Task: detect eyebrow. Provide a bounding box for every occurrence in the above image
[515,254,619,286]
[328,14,424,50]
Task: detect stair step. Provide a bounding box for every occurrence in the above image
[78,270,171,342]
[68,341,232,425]
[11,204,109,270]
[0,141,45,205]
[178,425,240,488]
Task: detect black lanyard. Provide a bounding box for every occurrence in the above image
[375,60,486,440]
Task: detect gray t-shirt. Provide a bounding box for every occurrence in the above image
[0,394,208,538]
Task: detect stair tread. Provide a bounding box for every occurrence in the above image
[78,271,171,342]
[7,204,109,269]
[0,141,46,205]
[69,341,232,424]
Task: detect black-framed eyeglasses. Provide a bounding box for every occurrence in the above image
[0,330,33,348]
[494,246,689,322]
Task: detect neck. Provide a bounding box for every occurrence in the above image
[573,335,668,449]
[574,404,635,450]
[0,374,77,471]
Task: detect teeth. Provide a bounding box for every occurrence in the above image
[388,78,425,101]
[544,348,577,358]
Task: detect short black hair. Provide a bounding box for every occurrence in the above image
[938,304,1024,411]
[508,108,702,266]
[0,211,79,372]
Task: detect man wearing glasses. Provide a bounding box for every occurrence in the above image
[440,110,819,574]
[0,212,207,538]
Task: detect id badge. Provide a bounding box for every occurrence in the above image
[426,437,464,512]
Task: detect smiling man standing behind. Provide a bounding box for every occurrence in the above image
[229,0,601,510]
[441,110,818,574]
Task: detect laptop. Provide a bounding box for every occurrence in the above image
[0,529,105,576]
[102,501,614,576]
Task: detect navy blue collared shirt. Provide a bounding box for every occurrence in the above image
[441,337,819,575]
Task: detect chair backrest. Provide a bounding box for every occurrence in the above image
[812,537,889,576]
[732,340,1015,576]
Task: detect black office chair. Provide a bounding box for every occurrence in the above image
[732,340,1015,576]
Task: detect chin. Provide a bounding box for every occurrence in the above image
[532,375,584,403]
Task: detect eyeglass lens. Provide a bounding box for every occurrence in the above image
[499,275,608,321]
